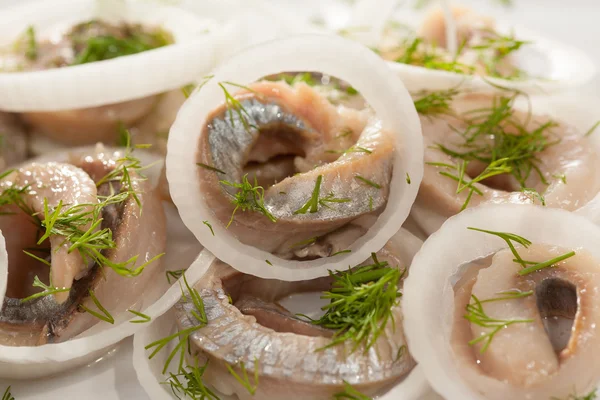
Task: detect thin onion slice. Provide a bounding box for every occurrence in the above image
[403,203,600,399]
[167,33,423,281]
[133,229,430,400]
[0,147,202,379]
[410,93,600,236]
[0,232,7,312]
[0,0,219,111]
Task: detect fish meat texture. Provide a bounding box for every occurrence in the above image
[0,149,166,345]
[196,80,395,257]
[174,230,416,400]
[0,112,27,171]
[451,244,600,399]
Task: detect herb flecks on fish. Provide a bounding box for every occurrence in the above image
[203,220,215,236]
[584,120,600,137]
[294,175,350,215]
[218,82,259,135]
[413,88,459,116]
[166,269,185,284]
[146,274,208,374]
[467,227,576,275]
[551,389,598,400]
[304,253,403,352]
[20,275,69,303]
[471,30,531,79]
[464,293,534,353]
[197,163,225,174]
[226,358,259,396]
[25,26,37,61]
[128,309,151,323]
[354,175,382,189]
[2,386,14,400]
[220,174,276,226]
[165,359,220,400]
[333,381,372,400]
[79,289,115,324]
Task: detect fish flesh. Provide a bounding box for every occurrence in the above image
[196,80,395,257]
[413,95,600,234]
[0,112,27,171]
[174,230,416,400]
[0,148,166,345]
[451,245,600,399]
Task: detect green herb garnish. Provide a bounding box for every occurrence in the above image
[2,386,14,400]
[20,275,69,303]
[166,269,185,284]
[333,381,371,399]
[354,175,381,189]
[197,163,225,174]
[128,309,151,323]
[413,88,459,116]
[165,359,220,400]
[79,289,114,324]
[202,220,215,236]
[226,359,259,396]
[220,174,276,226]
[25,26,37,61]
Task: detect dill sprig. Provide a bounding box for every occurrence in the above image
[202,221,215,236]
[226,359,259,396]
[552,389,598,400]
[294,175,350,215]
[465,294,534,352]
[25,26,37,61]
[1,386,13,400]
[220,174,276,226]
[165,359,220,400]
[79,289,115,324]
[472,30,531,79]
[333,381,371,400]
[20,275,70,303]
[197,163,225,174]
[128,309,151,323]
[354,175,381,189]
[145,274,207,374]
[166,269,185,284]
[393,36,475,74]
[585,120,600,137]
[218,82,259,134]
[303,253,403,352]
[37,194,164,278]
[413,88,459,116]
[467,227,576,275]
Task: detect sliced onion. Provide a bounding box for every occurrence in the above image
[0,147,203,379]
[167,34,423,281]
[411,93,600,236]
[0,232,7,312]
[133,228,430,400]
[403,203,600,399]
[0,0,220,111]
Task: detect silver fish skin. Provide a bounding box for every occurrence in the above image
[175,231,415,400]
[196,81,395,255]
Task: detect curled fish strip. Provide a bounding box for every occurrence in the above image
[167,34,423,281]
[404,204,600,399]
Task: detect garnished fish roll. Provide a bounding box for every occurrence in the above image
[167,35,423,280]
[404,204,600,399]
[134,228,425,400]
[411,90,600,235]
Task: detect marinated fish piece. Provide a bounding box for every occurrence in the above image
[452,244,600,399]
[0,112,27,170]
[174,229,417,400]
[197,80,394,256]
[412,94,600,234]
[0,149,166,345]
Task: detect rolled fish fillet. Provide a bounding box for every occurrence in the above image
[167,34,423,281]
[0,112,27,171]
[0,147,166,345]
[404,204,600,400]
[411,93,600,235]
[133,227,425,400]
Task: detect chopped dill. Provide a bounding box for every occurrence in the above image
[472,30,531,79]
[405,173,411,184]
[116,122,129,147]
[128,309,151,323]
[294,175,350,214]
[20,275,70,303]
[291,237,317,248]
[146,274,207,374]
[181,83,196,99]
[220,174,276,226]
[79,289,115,324]
[202,220,215,236]
[354,175,381,189]
[166,269,185,284]
[552,389,598,400]
[553,173,567,184]
[336,128,353,139]
[165,359,219,400]
[265,260,273,266]
[331,249,352,256]
[25,26,37,61]
[303,253,403,352]
[413,88,459,116]
[1,386,14,400]
[585,120,600,137]
[464,294,534,352]
[467,227,576,275]
[219,81,259,134]
[368,196,373,212]
[333,381,371,400]
[197,163,225,174]
[226,359,259,396]
[326,146,372,155]
[521,188,546,206]
[395,345,407,363]
[21,250,50,267]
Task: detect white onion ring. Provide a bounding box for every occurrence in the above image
[0,0,220,111]
[0,232,7,312]
[411,93,600,236]
[403,204,600,399]
[0,147,203,379]
[167,33,423,281]
[386,25,596,94]
[132,228,431,400]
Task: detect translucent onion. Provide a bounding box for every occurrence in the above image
[0,0,220,111]
[0,232,7,312]
[167,33,423,281]
[403,204,600,399]
[0,147,202,379]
